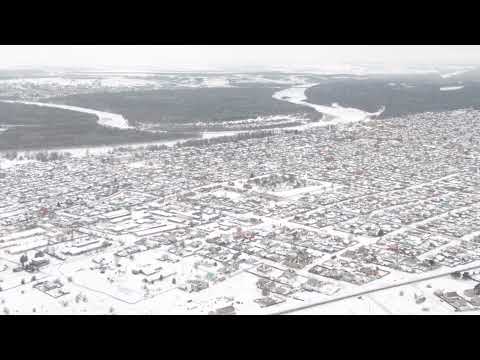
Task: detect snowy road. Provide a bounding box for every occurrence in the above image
[274,261,480,315]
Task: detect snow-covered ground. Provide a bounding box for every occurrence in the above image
[0,77,95,86]
[0,77,159,88]
[232,74,310,85]
[201,76,232,88]
[288,274,480,315]
[0,75,236,91]
[273,84,384,125]
[0,100,132,130]
[0,157,34,170]
[0,130,256,161]
[201,130,249,139]
[194,114,308,128]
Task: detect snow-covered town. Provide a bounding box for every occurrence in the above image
[1,105,480,314]
[2,44,480,315]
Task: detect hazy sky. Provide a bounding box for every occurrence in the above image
[0,45,479,71]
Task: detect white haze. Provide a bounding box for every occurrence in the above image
[0,45,479,73]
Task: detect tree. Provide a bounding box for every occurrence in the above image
[474,283,480,295]
[451,271,462,279]
[48,152,60,161]
[20,254,28,268]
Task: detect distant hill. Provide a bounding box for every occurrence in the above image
[447,67,480,82]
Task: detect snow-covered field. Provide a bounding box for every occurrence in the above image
[0,157,33,170]
[201,76,232,88]
[0,130,251,160]
[194,114,308,128]
[232,74,310,85]
[0,77,160,88]
[201,130,249,139]
[0,74,237,92]
[187,114,312,133]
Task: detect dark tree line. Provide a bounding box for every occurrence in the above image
[175,129,280,148]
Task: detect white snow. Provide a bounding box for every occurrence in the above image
[0,157,33,170]
[98,77,158,88]
[0,208,24,220]
[191,114,309,130]
[0,77,94,86]
[0,77,158,88]
[201,131,249,139]
[232,74,309,85]
[0,227,45,242]
[201,77,231,88]
[440,86,464,91]
[222,114,306,126]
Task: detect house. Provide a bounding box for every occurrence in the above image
[208,305,236,315]
[302,278,326,292]
[257,263,273,274]
[39,207,49,217]
[180,279,209,293]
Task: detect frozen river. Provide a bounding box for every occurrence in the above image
[1,83,385,163]
[0,100,132,130]
[3,82,385,133]
[273,84,384,125]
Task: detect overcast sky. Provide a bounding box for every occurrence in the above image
[0,45,479,71]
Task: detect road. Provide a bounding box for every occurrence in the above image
[272,262,480,315]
